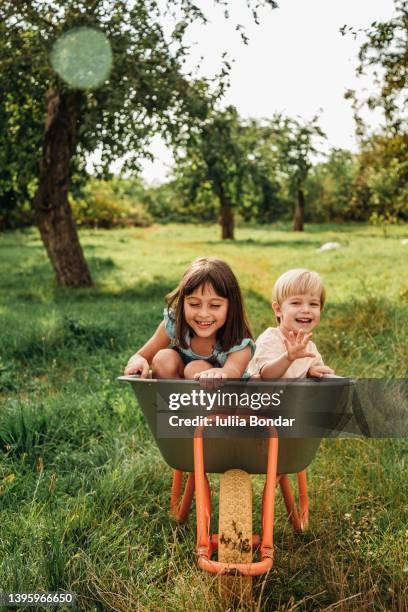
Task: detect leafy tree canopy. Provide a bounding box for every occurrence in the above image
[0,0,277,174]
[0,0,277,284]
[343,0,408,134]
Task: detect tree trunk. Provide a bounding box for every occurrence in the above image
[32,89,92,287]
[218,185,234,240]
[293,187,305,231]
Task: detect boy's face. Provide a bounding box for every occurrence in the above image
[272,293,322,334]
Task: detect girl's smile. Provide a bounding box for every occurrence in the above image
[184,284,228,339]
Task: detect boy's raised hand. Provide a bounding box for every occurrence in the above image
[124,353,150,378]
[283,330,316,362]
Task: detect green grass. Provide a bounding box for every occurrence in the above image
[0,222,407,611]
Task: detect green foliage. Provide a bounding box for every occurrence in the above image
[350,133,408,221]
[236,118,290,223]
[71,178,153,228]
[343,0,407,132]
[175,106,255,209]
[305,148,358,222]
[0,97,39,229]
[305,134,408,223]
[268,113,326,192]
[173,110,301,228]
[51,126,408,229]
[144,179,218,223]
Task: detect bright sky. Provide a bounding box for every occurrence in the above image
[113,0,397,183]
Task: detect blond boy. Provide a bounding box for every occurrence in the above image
[248,269,334,378]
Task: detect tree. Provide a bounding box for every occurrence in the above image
[305,149,357,222]
[343,0,408,134]
[0,80,42,230]
[341,2,407,224]
[351,133,408,222]
[174,106,258,239]
[238,119,288,224]
[269,114,325,231]
[0,0,277,286]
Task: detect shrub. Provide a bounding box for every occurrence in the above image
[71,179,153,228]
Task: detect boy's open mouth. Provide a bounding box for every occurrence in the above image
[295,318,312,323]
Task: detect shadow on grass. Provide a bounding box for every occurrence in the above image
[0,262,54,292]
[3,256,119,295]
[50,276,176,304]
[13,272,175,306]
[95,277,176,303]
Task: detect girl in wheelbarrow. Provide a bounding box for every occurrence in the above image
[124,257,255,382]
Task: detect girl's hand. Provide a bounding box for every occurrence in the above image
[308,364,335,378]
[194,368,227,389]
[283,330,316,362]
[124,353,150,378]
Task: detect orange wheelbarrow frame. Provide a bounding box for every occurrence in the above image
[170,414,309,577]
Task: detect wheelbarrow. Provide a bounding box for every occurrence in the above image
[119,376,354,601]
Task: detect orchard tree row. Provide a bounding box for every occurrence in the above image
[0,0,406,286]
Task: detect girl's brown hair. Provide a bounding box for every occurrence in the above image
[166,257,253,351]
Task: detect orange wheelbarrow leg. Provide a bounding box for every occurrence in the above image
[297,470,309,528]
[260,435,279,564]
[194,435,212,561]
[279,470,309,532]
[170,470,195,523]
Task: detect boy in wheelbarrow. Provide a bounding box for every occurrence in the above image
[248,268,335,379]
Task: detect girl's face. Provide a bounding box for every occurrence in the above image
[273,293,321,335]
[184,283,229,339]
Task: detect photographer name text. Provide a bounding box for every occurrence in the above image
[168,414,295,427]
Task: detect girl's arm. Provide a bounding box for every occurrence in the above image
[222,345,252,377]
[194,345,252,380]
[124,321,170,377]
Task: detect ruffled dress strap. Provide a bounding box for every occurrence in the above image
[163,308,177,343]
[226,337,256,357]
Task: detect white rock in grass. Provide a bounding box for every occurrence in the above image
[317,242,341,252]
[401,239,408,245]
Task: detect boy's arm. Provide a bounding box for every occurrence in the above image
[307,344,335,377]
[259,353,294,378]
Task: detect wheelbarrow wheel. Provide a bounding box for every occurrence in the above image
[218,469,252,604]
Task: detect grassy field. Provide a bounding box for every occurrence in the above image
[0,223,407,611]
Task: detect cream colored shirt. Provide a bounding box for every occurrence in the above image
[248,327,324,378]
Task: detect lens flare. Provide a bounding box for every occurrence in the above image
[50,26,113,90]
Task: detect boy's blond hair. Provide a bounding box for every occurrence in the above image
[272,269,326,322]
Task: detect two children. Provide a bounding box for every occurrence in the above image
[124,258,255,382]
[124,261,334,380]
